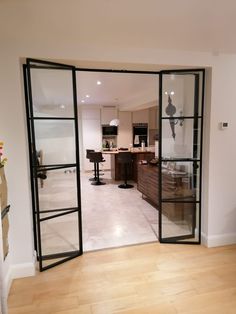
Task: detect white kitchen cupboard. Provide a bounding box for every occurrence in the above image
[81,108,102,171]
[102,154,111,170]
[101,106,117,125]
[132,109,149,124]
[117,111,132,148]
[149,106,159,129]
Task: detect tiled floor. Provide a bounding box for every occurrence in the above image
[81,171,158,251]
[39,169,159,255]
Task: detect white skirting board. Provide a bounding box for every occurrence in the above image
[201,232,236,247]
[2,262,35,314]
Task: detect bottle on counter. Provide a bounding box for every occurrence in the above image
[141,140,145,151]
[105,140,110,149]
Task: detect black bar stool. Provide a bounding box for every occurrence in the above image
[89,152,106,186]
[86,149,97,181]
[117,152,134,189]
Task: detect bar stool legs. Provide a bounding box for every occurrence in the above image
[118,164,134,189]
[91,162,106,186]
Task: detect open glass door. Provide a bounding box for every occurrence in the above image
[159,69,205,244]
[24,58,82,271]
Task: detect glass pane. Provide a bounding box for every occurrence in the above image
[161,161,200,202]
[161,203,199,242]
[40,211,80,256]
[162,118,201,159]
[34,120,76,165]
[162,72,203,118]
[38,167,78,211]
[31,68,74,117]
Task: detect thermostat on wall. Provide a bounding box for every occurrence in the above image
[220,122,228,130]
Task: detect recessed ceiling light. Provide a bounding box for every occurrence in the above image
[97,80,102,85]
[86,94,90,98]
[164,91,168,95]
[60,105,65,109]
[170,91,175,95]
[81,100,85,103]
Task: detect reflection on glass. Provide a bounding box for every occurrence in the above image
[31,68,74,117]
[161,161,200,202]
[40,212,80,256]
[38,167,78,211]
[161,203,199,241]
[162,73,203,118]
[34,120,76,165]
[162,119,201,159]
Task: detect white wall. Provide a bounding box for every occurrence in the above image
[81,108,102,171]
[1,1,236,299]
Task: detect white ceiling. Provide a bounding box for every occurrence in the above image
[31,69,159,114]
[76,71,158,110]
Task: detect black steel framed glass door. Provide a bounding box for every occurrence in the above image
[24,58,82,271]
[159,69,205,244]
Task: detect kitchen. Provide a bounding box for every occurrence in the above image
[78,71,160,251]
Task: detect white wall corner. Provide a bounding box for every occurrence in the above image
[201,232,236,248]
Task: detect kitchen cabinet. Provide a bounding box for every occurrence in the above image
[132,109,149,124]
[149,106,159,129]
[101,106,117,125]
[117,111,132,148]
[81,108,102,171]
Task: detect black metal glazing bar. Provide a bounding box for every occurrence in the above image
[36,207,79,214]
[34,164,76,172]
[77,68,160,74]
[31,117,75,121]
[158,73,163,241]
[162,200,200,203]
[41,252,82,272]
[162,116,202,120]
[26,59,43,270]
[199,69,205,244]
[23,65,38,254]
[41,250,80,260]
[72,68,83,254]
[161,158,200,162]
[160,68,205,74]
[193,74,200,187]
[27,58,74,69]
[40,209,78,222]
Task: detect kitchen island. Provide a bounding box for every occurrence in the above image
[102,150,155,182]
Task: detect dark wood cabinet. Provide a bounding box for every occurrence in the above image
[137,164,195,222]
[110,151,154,182]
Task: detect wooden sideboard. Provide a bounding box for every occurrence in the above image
[137,164,196,222]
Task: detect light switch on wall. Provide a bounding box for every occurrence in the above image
[219,122,228,130]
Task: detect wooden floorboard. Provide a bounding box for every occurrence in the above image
[8,243,236,313]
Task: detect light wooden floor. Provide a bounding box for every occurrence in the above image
[8,243,236,314]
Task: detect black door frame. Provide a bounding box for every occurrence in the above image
[158,69,205,244]
[23,60,205,271]
[24,58,83,271]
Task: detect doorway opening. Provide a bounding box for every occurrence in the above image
[24,59,205,271]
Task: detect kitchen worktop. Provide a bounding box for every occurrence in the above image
[102,149,154,154]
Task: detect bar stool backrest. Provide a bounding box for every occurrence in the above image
[86,149,95,159]
[117,152,132,164]
[89,152,103,163]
